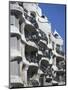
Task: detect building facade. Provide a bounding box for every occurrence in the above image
[9,1,66,88]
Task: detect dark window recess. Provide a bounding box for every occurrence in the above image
[19,24,21,33]
[30,12,36,18]
[56,44,64,55]
[11,24,14,25]
[30,17,39,28]
[18,2,23,8]
[25,51,38,63]
[24,12,38,28]
[43,50,50,58]
[25,29,38,43]
[10,1,16,4]
[24,8,28,13]
[40,60,49,73]
[56,44,60,50]
[41,15,45,18]
[39,44,45,52]
[54,34,58,38]
[52,42,54,50]
[49,34,51,43]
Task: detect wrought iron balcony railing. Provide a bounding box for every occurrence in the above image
[25,34,39,44]
[43,51,50,58]
[39,30,48,44]
[24,13,39,29]
[26,56,38,63]
[40,35,48,43]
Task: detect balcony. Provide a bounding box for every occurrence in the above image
[26,40,38,49]
[43,51,50,59]
[25,23,38,37]
[25,29,38,48]
[10,25,21,38]
[10,3,23,18]
[38,41,48,53]
[40,57,49,73]
[26,34,39,44]
[23,56,38,67]
[57,61,65,70]
[24,12,39,29]
[39,31,48,45]
[24,22,35,31]
[41,57,49,62]
[40,39,47,46]
[40,35,48,43]
[56,48,64,56]
[25,45,38,66]
[26,55,38,63]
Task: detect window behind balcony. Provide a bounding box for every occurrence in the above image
[39,30,48,42]
[30,11,36,18]
[30,11,38,28]
[56,44,60,50]
[56,44,64,55]
[25,30,30,41]
[39,44,45,52]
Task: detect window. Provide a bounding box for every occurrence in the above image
[56,44,60,50]
[49,34,51,43]
[41,15,45,18]
[30,11,36,18]
[52,42,54,50]
[24,8,28,13]
[30,12,36,23]
[54,34,58,38]
[18,2,23,7]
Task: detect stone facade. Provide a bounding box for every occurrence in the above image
[9,1,66,88]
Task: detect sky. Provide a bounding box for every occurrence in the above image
[39,3,66,48]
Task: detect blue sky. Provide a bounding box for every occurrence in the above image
[39,3,66,46]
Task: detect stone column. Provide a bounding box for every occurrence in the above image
[43,74,45,86]
[21,23,25,36]
[22,66,29,87]
[20,61,29,87]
